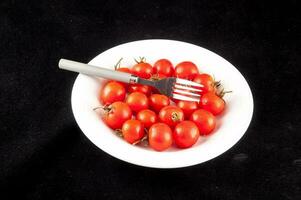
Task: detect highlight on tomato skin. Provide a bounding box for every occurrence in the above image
[174,61,199,80]
[128,84,152,96]
[153,59,174,77]
[190,109,216,135]
[99,81,126,105]
[173,121,200,148]
[102,101,132,130]
[193,73,215,94]
[131,58,154,79]
[176,100,199,119]
[199,92,225,116]
[126,92,149,113]
[158,105,185,128]
[149,94,170,113]
[148,123,173,151]
[122,119,145,144]
[136,109,158,129]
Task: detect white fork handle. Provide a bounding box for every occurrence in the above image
[58,59,137,83]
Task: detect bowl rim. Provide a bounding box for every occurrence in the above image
[71,39,254,168]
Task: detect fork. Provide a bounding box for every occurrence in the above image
[58,59,203,102]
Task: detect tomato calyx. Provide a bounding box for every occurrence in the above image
[115,129,124,138]
[132,132,148,146]
[134,56,146,64]
[212,78,232,98]
[93,104,115,115]
[114,57,123,70]
[171,112,181,122]
[216,88,232,98]
[115,127,149,146]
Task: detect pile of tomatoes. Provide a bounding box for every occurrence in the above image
[98,58,228,151]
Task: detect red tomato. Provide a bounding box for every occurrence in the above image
[159,106,184,128]
[126,92,149,113]
[149,94,170,113]
[128,84,152,96]
[153,59,174,77]
[173,121,200,148]
[136,109,157,128]
[122,119,145,144]
[193,73,215,94]
[116,67,131,73]
[190,109,216,135]
[131,61,153,79]
[176,100,198,119]
[200,92,225,115]
[174,61,199,80]
[148,123,172,151]
[102,101,132,129]
[100,81,126,105]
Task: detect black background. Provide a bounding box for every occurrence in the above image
[1,0,300,199]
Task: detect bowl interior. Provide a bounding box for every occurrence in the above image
[71,39,253,168]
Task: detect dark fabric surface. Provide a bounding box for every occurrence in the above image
[0,0,300,199]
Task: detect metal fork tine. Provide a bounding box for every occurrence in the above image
[173,89,201,97]
[172,93,200,102]
[176,78,203,88]
[174,84,203,92]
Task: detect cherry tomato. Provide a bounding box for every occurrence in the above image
[128,84,152,96]
[102,101,132,129]
[149,94,170,113]
[174,61,199,80]
[200,92,225,115]
[126,92,149,113]
[100,81,126,105]
[148,123,172,151]
[122,119,145,144]
[176,100,198,119]
[131,61,153,79]
[190,109,216,135]
[173,121,200,148]
[159,106,184,128]
[193,73,215,94]
[136,109,157,128]
[153,59,174,77]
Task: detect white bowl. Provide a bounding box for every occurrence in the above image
[71,39,253,168]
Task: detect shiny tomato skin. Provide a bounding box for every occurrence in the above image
[153,59,174,77]
[149,94,170,113]
[131,62,153,79]
[176,100,199,119]
[102,101,132,129]
[190,109,216,135]
[117,67,131,73]
[148,123,173,151]
[126,92,149,113]
[193,73,215,94]
[128,84,152,96]
[158,106,184,128]
[100,81,126,105]
[122,119,145,144]
[200,92,225,115]
[136,109,158,128]
[173,121,200,148]
[174,61,199,80]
